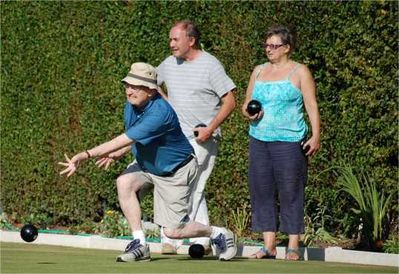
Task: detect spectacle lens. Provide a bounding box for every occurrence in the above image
[263,43,285,50]
[124,82,141,91]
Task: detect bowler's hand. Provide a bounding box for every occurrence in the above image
[95,157,114,170]
[242,102,263,120]
[301,136,320,157]
[248,110,263,121]
[194,126,212,143]
[58,153,80,177]
[95,150,124,170]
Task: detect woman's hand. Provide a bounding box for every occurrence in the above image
[248,110,263,121]
[242,101,263,121]
[301,135,320,157]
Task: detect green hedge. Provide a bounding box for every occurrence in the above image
[1,1,397,238]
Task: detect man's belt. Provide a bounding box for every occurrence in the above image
[164,154,195,176]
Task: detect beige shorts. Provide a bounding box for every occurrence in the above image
[122,157,198,228]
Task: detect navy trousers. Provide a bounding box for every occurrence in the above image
[248,137,307,234]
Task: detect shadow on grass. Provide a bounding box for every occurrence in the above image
[176,256,251,262]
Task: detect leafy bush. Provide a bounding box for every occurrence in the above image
[1,1,397,243]
[94,210,130,238]
[383,233,399,254]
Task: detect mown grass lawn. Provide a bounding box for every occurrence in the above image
[1,242,397,273]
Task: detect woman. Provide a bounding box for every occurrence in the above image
[242,26,320,260]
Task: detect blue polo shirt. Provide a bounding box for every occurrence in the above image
[124,94,194,176]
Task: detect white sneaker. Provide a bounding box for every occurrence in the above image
[211,228,237,261]
[116,239,151,262]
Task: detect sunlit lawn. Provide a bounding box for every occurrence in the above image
[1,242,397,273]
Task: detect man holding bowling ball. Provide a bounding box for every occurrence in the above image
[157,20,236,254]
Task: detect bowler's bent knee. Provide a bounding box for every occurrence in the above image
[163,227,183,239]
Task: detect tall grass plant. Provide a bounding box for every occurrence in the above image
[335,166,393,247]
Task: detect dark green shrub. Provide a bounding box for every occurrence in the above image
[1,1,397,242]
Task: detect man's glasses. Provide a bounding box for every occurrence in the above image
[263,43,285,50]
[123,82,142,91]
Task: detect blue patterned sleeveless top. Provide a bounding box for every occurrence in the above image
[249,62,308,142]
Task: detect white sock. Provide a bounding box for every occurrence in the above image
[133,230,146,245]
[210,226,225,239]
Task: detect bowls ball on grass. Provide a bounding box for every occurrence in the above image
[189,244,205,259]
[20,224,38,242]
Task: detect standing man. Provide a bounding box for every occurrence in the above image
[157,20,236,254]
[59,62,237,262]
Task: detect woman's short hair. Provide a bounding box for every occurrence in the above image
[173,20,201,49]
[266,26,295,55]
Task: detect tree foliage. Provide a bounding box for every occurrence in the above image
[1,1,397,238]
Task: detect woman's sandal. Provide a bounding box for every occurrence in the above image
[249,247,276,259]
[285,248,302,261]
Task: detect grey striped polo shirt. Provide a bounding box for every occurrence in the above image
[157,51,236,139]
